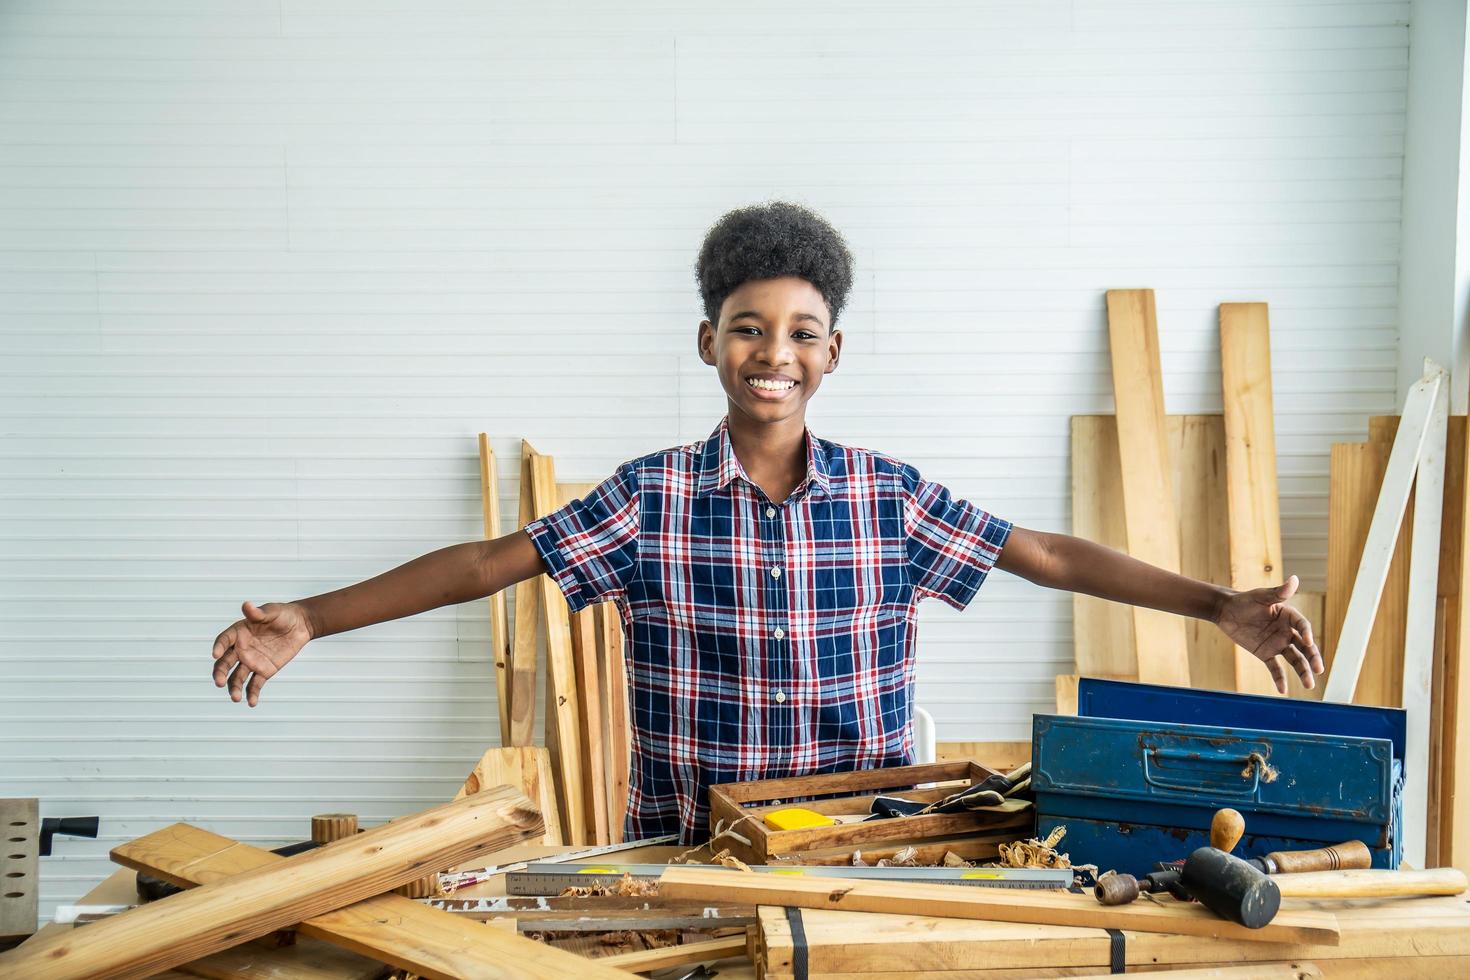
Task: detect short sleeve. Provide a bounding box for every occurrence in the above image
[523,462,640,613]
[900,463,1012,610]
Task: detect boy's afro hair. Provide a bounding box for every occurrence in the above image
[695,201,854,328]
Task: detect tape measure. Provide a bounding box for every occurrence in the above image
[505,862,1073,896]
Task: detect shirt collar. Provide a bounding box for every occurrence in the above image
[695,416,830,500]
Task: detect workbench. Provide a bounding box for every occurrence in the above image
[25,840,1470,978]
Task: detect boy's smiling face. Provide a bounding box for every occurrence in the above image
[697,276,843,427]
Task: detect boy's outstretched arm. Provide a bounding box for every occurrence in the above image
[210,531,546,707]
[996,527,1324,694]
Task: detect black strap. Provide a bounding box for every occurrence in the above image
[786,906,808,980]
[1107,927,1125,973]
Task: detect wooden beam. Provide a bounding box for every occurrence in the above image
[1325,439,1409,707]
[660,867,1339,946]
[1452,412,1470,876]
[599,602,631,843]
[454,745,562,846]
[1325,366,1446,702]
[478,433,512,745]
[558,480,609,845]
[1403,362,1450,867]
[0,799,38,946]
[1071,966,1322,980]
[1072,415,1235,690]
[1071,414,1139,680]
[934,741,1031,772]
[1219,302,1286,696]
[755,897,1470,975]
[109,820,630,980]
[530,452,587,846]
[1105,288,1191,686]
[0,787,545,980]
[509,439,542,747]
[599,935,748,972]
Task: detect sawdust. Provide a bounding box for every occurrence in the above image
[559,872,659,898]
[994,825,1096,877]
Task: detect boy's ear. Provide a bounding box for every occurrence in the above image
[824,327,843,374]
[697,320,717,365]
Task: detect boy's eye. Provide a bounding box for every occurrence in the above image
[795,331,817,340]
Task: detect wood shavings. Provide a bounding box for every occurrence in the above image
[995,825,1095,875]
[559,872,659,898]
[875,846,919,868]
[669,813,761,864]
[708,848,753,872]
[942,851,967,867]
[594,929,680,951]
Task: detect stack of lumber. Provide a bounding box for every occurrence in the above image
[1069,293,1323,702]
[1325,415,1470,871]
[0,788,651,980]
[479,435,632,847]
[750,895,1470,978]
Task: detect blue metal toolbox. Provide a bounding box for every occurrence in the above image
[1031,678,1406,876]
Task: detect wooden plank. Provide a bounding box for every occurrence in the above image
[530,452,588,847]
[1325,440,1409,707]
[1219,302,1287,696]
[109,820,629,980]
[756,894,1470,974]
[1073,966,1322,980]
[600,935,748,971]
[0,799,38,945]
[1072,415,1232,690]
[454,745,562,846]
[1071,414,1138,680]
[1173,415,1238,692]
[1056,674,1079,715]
[1105,288,1191,686]
[599,602,631,844]
[570,605,609,844]
[1450,415,1470,876]
[0,788,546,980]
[509,439,542,747]
[759,960,1470,980]
[935,741,1032,772]
[479,434,513,745]
[662,867,1338,945]
[558,480,609,845]
[174,937,388,980]
[1324,367,1445,702]
[1402,364,1450,867]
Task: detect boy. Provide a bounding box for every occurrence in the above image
[210,202,1323,843]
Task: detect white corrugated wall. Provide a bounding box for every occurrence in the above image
[0,1,1407,920]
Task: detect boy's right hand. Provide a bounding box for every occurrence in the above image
[211,600,313,707]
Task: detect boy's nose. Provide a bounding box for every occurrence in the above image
[758,335,794,363]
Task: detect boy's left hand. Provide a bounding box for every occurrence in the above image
[1214,575,1325,694]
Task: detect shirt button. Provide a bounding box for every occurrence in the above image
[775,691,787,704]
[770,566,781,579]
[774,628,785,639]
[766,506,776,518]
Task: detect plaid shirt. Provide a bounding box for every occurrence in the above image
[524,418,1012,843]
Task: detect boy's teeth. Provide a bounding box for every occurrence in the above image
[748,378,795,391]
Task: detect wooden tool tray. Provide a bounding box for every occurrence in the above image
[708,760,1031,865]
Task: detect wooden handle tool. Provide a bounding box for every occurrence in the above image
[1211,808,1245,852]
[1273,867,1468,899]
[1259,840,1371,874]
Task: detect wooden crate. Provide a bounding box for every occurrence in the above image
[707,761,1030,865]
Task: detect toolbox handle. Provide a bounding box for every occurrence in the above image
[1142,745,1265,798]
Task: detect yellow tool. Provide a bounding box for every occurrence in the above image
[763,808,836,831]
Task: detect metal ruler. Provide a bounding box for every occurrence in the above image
[506,862,1072,895]
[438,834,680,888]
